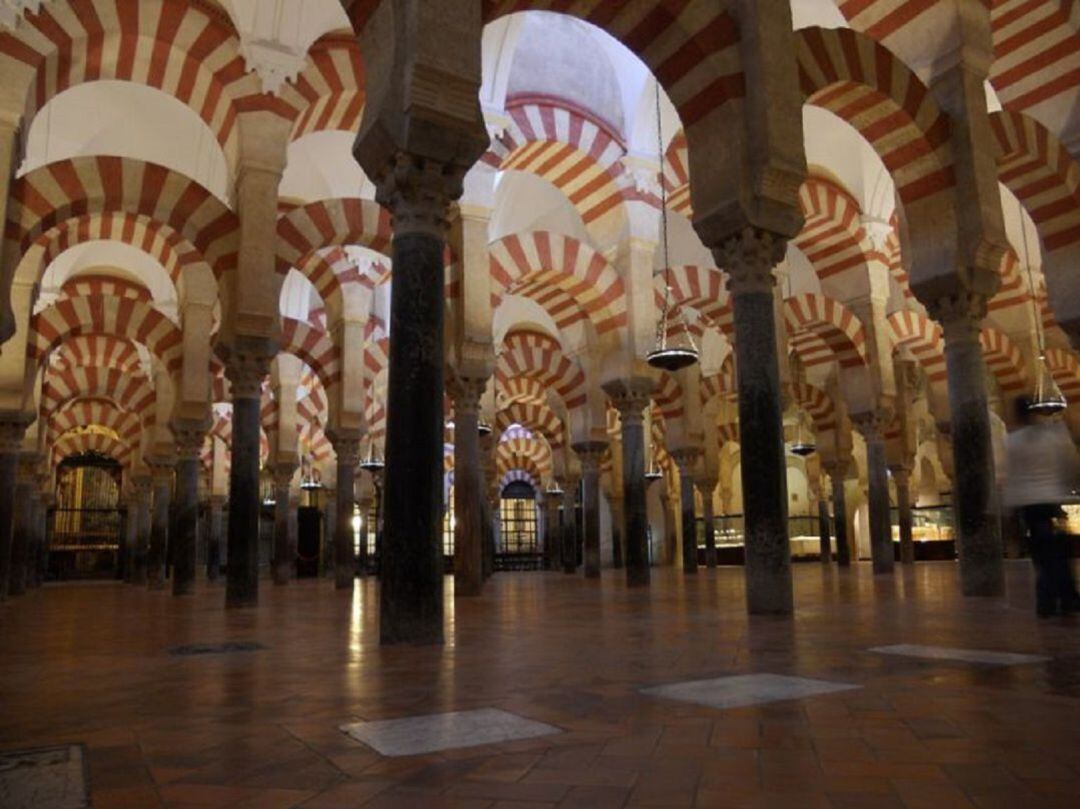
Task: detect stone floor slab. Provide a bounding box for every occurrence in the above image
[340,708,561,757]
[0,744,89,809]
[869,644,1050,666]
[640,673,860,710]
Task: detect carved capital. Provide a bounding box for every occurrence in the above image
[714,227,787,296]
[172,419,209,461]
[0,415,31,454]
[694,476,719,497]
[375,153,463,239]
[670,447,702,474]
[603,378,655,425]
[823,458,850,481]
[272,464,296,490]
[327,429,363,467]
[147,458,175,482]
[447,374,487,415]
[927,291,986,346]
[572,440,608,472]
[851,411,891,441]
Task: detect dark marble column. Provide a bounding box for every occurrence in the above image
[0,419,28,600]
[854,415,893,575]
[715,229,792,614]
[933,295,1004,595]
[450,377,487,596]
[562,478,580,574]
[224,349,271,607]
[206,495,225,580]
[119,497,134,582]
[610,494,624,569]
[357,496,372,575]
[38,497,53,586]
[9,474,33,596]
[129,479,152,585]
[172,426,205,596]
[574,442,607,579]
[545,489,562,570]
[672,449,702,575]
[893,468,915,565]
[377,160,462,645]
[147,463,173,590]
[480,436,497,580]
[329,431,361,591]
[696,478,718,568]
[28,491,43,588]
[817,496,832,564]
[825,464,850,567]
[322,491,337,577]
[271,465,296,586]
[604,381,654,587]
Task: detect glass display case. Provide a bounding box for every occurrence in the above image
[696,514,828,563]
[890,505,956,560]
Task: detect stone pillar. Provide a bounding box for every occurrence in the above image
[121,495,137,583]
[130,478,152,585]
[716,229,792,614]
[450,377,487,596]
[323,491,337,576]
[224,351,270,607]
[207,495,225,580]
[933,295,1004,596]
[562,476,580,574]
[892,468,915,565]
[696,477,718,568]
[817,496,831,564]
[610,493,624,569]
[329,431,362,590]
[574,442,607,578]
[853,415,894,575]
[605,381,654,587]
[37,495,52,586]
[825,463,850,567]
[271,465,295,585]
[545,491,562,571]
[480,435,497,580]
[357,495,372,574]
[0,419,28,599]
[9,469,33,596]
[172,427,205,595]
[147,462,173,590]
[672,449,702,575]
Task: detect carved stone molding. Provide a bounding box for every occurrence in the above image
[571,441,608,472]
[327,429,363,467]
[0,415,31,454]
[224,352,272,399]
[375,153,464,239]
[172,420,209,461]
[927,290,987,345]
[603,378,655,426]
[447,374,487,415]
[850,411,891,441]
[714,227,787,296]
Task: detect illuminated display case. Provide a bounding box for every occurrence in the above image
[891,505,956,560]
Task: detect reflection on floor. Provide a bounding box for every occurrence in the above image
[641,673,860,711]
[868,644,1050,666]
[2,561,1080,808]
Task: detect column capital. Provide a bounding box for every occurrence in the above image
[822,458,850,480]
[603,377,655,424]
[271,463,296,489]
[851,410,891,440]
[223,352,272,399]
[714,227,787,296]
[327,428,363,466]
[172,419,209,461]
[926,290,987,343]
[694,476,718,496]
[447,374,487,414]
[375,153,464,239]
[0,414,31,454]
[572,440,608,471]
[147,458,175,481]
[670,446,702,474]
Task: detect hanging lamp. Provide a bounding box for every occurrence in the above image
[477,420,493,436]
[1020,213,1067,415]
[644,443,664,481]
[359,443,385,474]
[789,416,817,457]
[646,78,699,373]
[545,479,564,497]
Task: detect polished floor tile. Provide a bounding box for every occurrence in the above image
[0,744,88,808]
[341,708,561,756]
[641,673,859,710]
[869,644,1051,666]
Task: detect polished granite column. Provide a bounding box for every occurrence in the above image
[825,462,850,567]
[562,477,580,575]
[130,478,152,585]
[610,493,624,569]
[672,449,702,575]
[574,442,607,579]
[172,427,205,596]
[480,437,496,580]
[854,414,894,575]
[604,381,654,587]
[36,495,51,586]
[546,489,563,571]
[696,477,718,568]
[378,159,459,645]
[933,294,1004,595]
[329,431,362,590]
[357,495,372,575]
[817,496,832,564]
[224,349,271,607]
[893,467,915,565]
[9,472,33,596]
[271,465,296,586]
[450,377,487,596]
[716,228,792,614]
[147,462,173,590]
[206,495,225,581]
[0,419,28,600]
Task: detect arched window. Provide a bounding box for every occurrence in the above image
[499,480,538,554]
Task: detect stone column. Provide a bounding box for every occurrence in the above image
[207,495,225,580]
[271,464,296,585]
[605,381,654,587]
[817,496,832,564]
[893,467,915,565]
[562,476,580,574]
[853,415,893,574]
[609,493,624,569]
[172,426,205,595]
[574,442,607,578]
[672,449,702,574]
[322,491,337,576]
[24,491,42,588]
[0,419,28,599]
[545,490,562,570]
[824,463,850,566]
[147,462,173,590]
[357,495,372,575]
[716,229,792,613]
[121,495,137,583]
[129,478,152,585]
[932,295,1004,595]
[696,477,718,568]
[224,350,270,607]
[9,468,33,596]
[37,495,52,586]
[480,435,497,580]
[450,377,487,596]
[328,431,362,591]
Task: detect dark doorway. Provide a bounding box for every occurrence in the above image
[297,506,322,578]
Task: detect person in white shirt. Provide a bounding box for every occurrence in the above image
[1004,396,1080,617]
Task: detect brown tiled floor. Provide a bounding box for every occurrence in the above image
[2,561,1080,808]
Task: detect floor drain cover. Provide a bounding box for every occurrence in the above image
[0,744,89,808]
[168,641,266,656]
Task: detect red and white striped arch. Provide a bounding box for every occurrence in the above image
[499,468,540,491]
[652,372,684,421]
[496,398,565,449]
[783,293,868,369]
[50,334,143,376]
[886,309,946,385]
[496,435,552,482]
[499,376,548,408]
[716,421,740,448]
[1044,347,1080,403]
[275,198,393,275]
[794,178,879,282]
[989,248,1031,313]
[979,326,1028,395]
[792,380,837,433]
[6,157,238,279]
[52,429,132,466]
[280,317,340,391]
[481,2,745,129]
[42,365,155,421]
[490,231,627,337]
[700,356,736,407]
[661,130,692,216]
[656,265,733,335]
[882,217,912,299]
[48,399,141,445]
[496,329,587,410]
[796,27,953,206]
[292,247,387,323]
[284,36,365,142]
